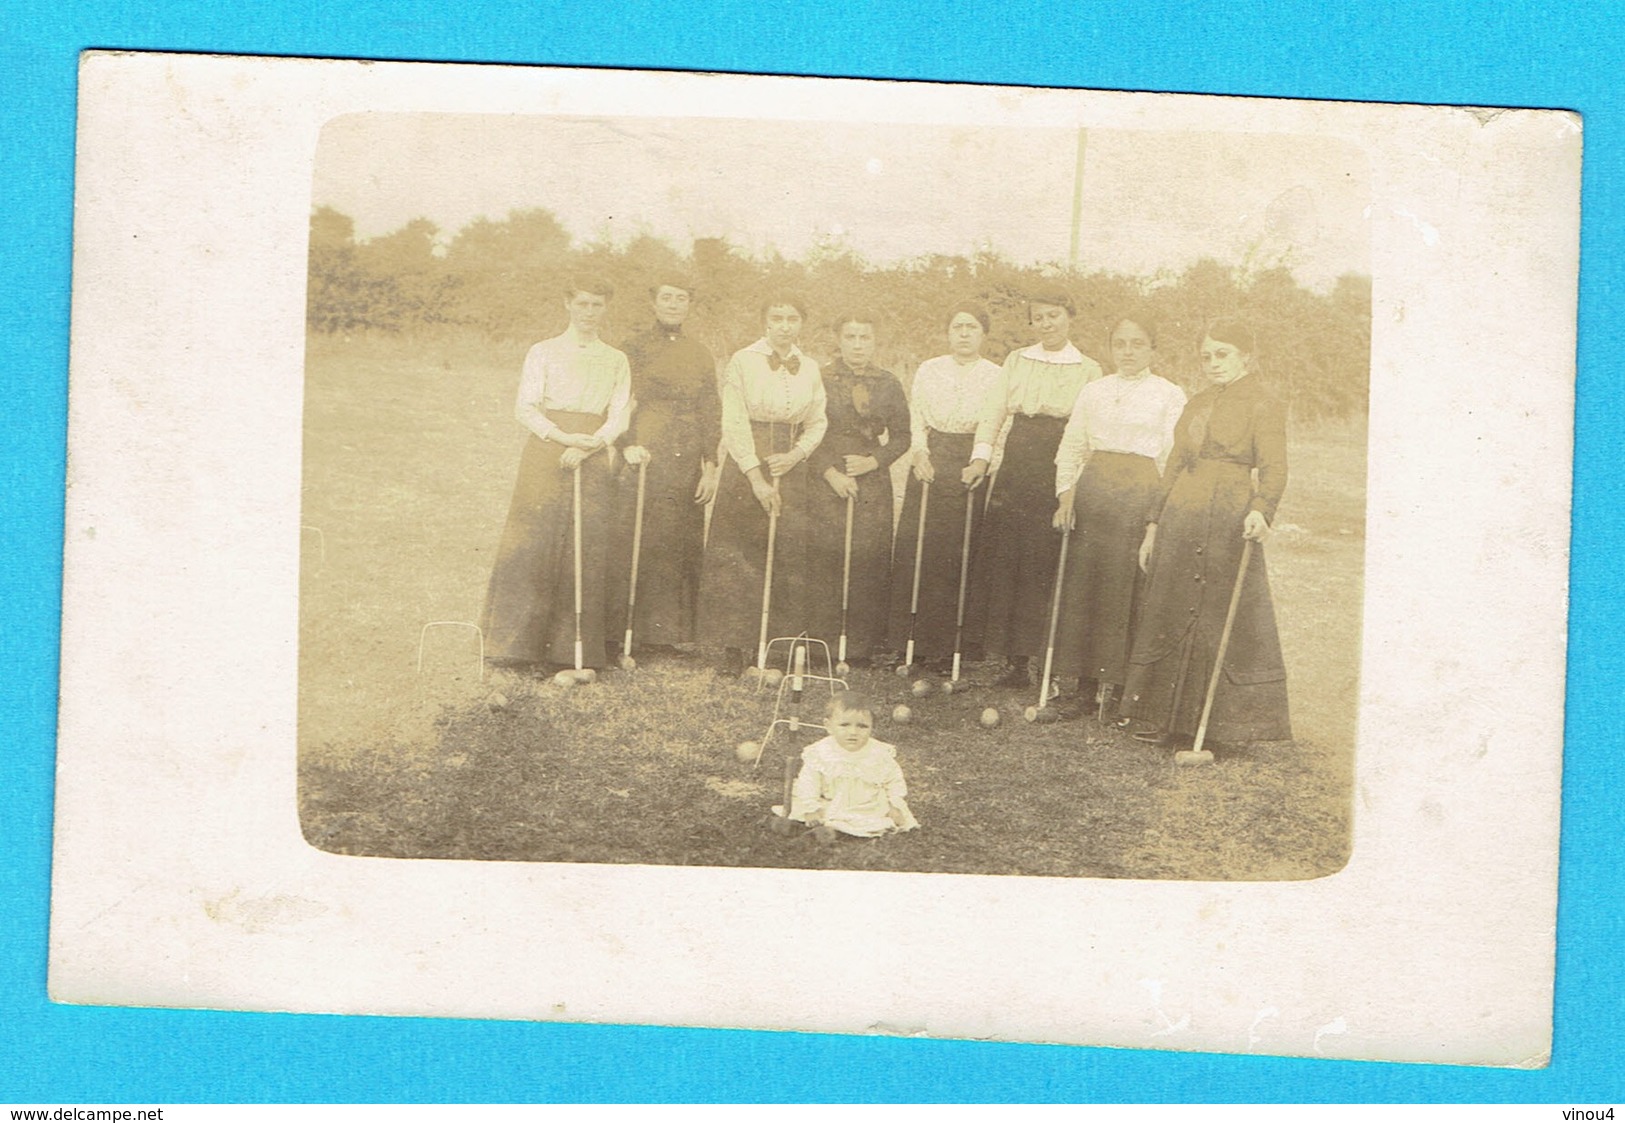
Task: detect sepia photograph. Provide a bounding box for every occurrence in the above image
[297,115,1370,880]
[48,53,1574,1064]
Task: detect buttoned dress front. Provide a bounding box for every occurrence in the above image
[482,329,631,668]
[969,342,1103,662]
[1122,373,1293,743]
[696,340,827,653]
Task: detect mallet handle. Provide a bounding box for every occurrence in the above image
[838,493,854,661]
[1192,538,1254,756]
[623,458,648,656]
[908,481,930,616]
[756,482,780,671]
[572,463,584,672]
[950,487,976,683]
[1036,524,1071,711]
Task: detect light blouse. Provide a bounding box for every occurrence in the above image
[1053,371,1188,494]
[514,328,633,445]
[971,342,1104,464]
[787,736,919,837]
[718,338,827,475]
[908,353,1009,470]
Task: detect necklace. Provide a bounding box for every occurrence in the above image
[1113,371,1151,406]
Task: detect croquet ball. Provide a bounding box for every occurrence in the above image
[618,654,637,671]
[487,691,510,711]
[941,680,957,695]
[552,669,578,687]
[735,740,762,763]
[763,668,785,687]
[895,664,911,678]
[892,704,912,724]
[1023,705,1039,723]
[835,661,851,677]
[911,678,933,697]
[573,668,597,685]
[980,707,1001,728]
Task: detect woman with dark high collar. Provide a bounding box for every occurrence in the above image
[605,278,720,656]
[963,289,1104,688]
[481,278,632,671]
[1049,315,1187,718]
[1121,319,1293,749]
[804,314,911,665]
[696,294,827,676]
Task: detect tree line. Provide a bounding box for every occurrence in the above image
[307,206,1371,421]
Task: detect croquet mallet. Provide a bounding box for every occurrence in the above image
[897,480,930,675]
[835,491,855,675]
[755,480,781,672]
[1178,538,1255,766]
[946,485,977,691]
[572,463,585,674]
[1024,523,1072,723]
[617,457,649,671]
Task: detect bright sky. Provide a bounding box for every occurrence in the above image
[314,114,1370,291]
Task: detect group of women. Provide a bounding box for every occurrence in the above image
[481,276,1292,749]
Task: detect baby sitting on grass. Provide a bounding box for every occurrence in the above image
[787,691,918,840]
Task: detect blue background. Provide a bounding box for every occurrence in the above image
[4,0,1618,1103]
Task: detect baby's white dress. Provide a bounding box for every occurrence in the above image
[787,736,919,837]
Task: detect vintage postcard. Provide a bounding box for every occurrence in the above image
[50,52,1576,1065]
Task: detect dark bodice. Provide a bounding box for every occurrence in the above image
[811,359,911,475]
[1152,374,1288,523]
[622,324,720,459]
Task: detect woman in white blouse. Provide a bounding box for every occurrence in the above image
[964,290,1103,688]
[1049,315,1187,718]
[886,304,1004,669]
[482,278,633,670]
[696,294,827,676]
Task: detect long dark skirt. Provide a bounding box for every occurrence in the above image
[481,410,614,669]
[886,429,984,661]
[1053,451,1160,686]
[970,414,1068,661]
[605,405,709,649]
[1121,458,1292,742]
[804,457,895,662]
[696,422,812,657]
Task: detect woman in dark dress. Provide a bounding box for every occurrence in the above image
[606,278,720,656]
[696,295,826,675]
[805,314,911,666]
[1121,319,1293,747]
[963,290,1103,688]
[886,303,1004,670]
[481,278,632,671]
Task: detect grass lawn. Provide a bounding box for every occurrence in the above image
[298,330,1363,880]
